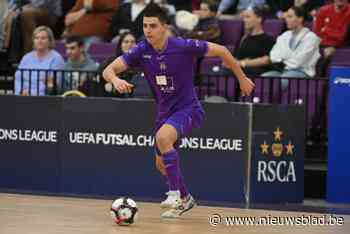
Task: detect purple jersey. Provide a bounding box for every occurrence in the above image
[121,37,208,121]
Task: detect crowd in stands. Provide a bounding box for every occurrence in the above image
[0,0,349,97]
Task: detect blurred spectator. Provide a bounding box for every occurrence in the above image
[192,0,202,10]
[15,26,64,96]
[111,0,147,42]
[266,0,325,20]
[154,0,176,18]
[294,0,325,20]
[0,0,8,49]
[235,6,275,76]
[183,0,221,43]
[265,0,294,19]
[64,0,118,48]
[313,0,350,58]
[262,7,320,88]
[175,10,199,32]
[62,36,99,92]
[167,24,181,37]
[64,36,98,71]
[346,21,350,45]
[115,32,137,57]
[167,0,194,11]
[217,0,266,18]
[3,0,62,55]
[97,32,145,97]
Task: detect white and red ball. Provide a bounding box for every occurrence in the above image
[110,197,138,226]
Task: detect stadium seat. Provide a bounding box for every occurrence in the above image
[263,19,285,39]
[218,19,243,52]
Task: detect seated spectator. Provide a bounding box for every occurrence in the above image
[235,6,275,76]
[265,0,294,19]
[262,6,321,88]
[62,36,99,92]
[115,32,137,58]
[265,0,324,20]
[3,0,62,55]
[217,0,266,18]
[294,0,325,20]
[111,0,147,42]
[313,0,350,58]
[0,0,8,49]
[154,0,176,19]
[64,0,118,49]
[15,26,64,96]
[183,0,221,43]
[167,0,194,11]
[96,32,151,97]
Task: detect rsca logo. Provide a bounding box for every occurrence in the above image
[257,127,296,183]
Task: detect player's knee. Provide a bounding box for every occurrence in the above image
[155,133,173,153]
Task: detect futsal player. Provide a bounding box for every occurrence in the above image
[103,3,255,218]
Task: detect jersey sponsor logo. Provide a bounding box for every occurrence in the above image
[155,75,167,86]
[155,75,175,93]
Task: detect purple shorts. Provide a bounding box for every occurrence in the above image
[154,105,204,155]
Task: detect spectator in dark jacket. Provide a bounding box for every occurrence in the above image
[235,6,275,75]
[183,0,221,43]
[110,0,147,42]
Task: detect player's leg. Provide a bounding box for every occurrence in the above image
[155,124,183,213]
[172,136,196,216]
[155,124,179,193]
[173,140,189,200]
[157,114,198,218]
[157,140,191,209]
[154,151,174,208]
[155,155,166,175]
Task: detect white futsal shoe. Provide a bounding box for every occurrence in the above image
[161,193,196,219]
[161,191,182,209]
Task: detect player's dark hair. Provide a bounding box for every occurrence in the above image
[143,2,168,24]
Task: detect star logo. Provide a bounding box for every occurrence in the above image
[259,127,296,157]
[260,141,269,155]
[285,141,294,155]
[273,127,283,141]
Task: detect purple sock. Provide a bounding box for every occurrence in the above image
[173,142,189,198]
[163,170,188,198]
[178,172,189,199]
[162,149,180,191]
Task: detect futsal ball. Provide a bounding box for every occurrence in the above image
[110,197,138,226]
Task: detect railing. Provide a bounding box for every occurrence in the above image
[196,71,328,162]
[10,69,101,96]
[0,68,328,161]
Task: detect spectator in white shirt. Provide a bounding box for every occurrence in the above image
[262,6,320,89]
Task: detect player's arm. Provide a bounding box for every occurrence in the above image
[102,57,134,94]
[205,42,255,96]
